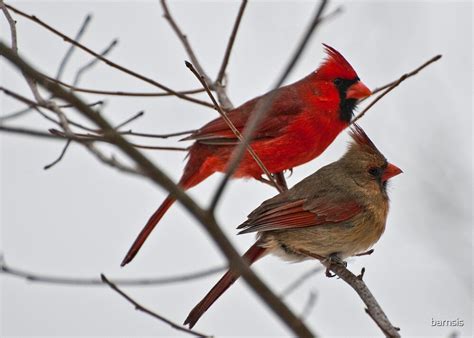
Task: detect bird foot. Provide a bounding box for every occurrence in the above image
[356,249,374,257]
[325,253,347,277]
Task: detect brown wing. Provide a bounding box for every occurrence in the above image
[182,86,302,145]
[237,197,362,234]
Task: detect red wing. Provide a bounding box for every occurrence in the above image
[237,198,362,234]
[182,86,302,145]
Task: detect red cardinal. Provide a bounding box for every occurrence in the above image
[121,44,371,266]
[184,124,402,328]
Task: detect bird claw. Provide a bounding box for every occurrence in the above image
[356,249,374,257]
[324,253,346,278]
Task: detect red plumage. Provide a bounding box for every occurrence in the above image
[183,244,267,329]
[121,45,371,266]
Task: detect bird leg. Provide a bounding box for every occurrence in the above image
[273,171,289,191]
[325,253,347,278]
[256,176,274,187]
[257,173,288,192]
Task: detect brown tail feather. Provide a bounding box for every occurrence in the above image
[184,243,267,328]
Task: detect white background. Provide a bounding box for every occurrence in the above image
[1,1,472,337]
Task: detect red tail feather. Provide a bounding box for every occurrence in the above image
[121,147,217,266]
[184,244,267,328]
[120,196,175,266]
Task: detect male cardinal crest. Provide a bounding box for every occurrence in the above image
[121,44,372,266]
[184,125,402,328]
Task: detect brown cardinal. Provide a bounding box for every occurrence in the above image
[121,44,372,266]
[184,124,402,328]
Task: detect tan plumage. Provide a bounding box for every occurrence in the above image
[184,124,402,328]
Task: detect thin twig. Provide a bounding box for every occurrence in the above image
[5,4,214,108]
[55,76,207,97]
[352,54,442,124]
[216,0,248,84]
[119,129,196,139]
[0,42,314,337]
[273,0,328,88]
[114,111,144,130]
[185,61,282,203]
[213,0,248,110]
[0,13,92,122]
[59,100,104,109]
[49,129,189,151]
[101,274,210,337]
[0,0,17,52]
[160,0,234,110]
[72,38,118,87]
[0,258,224,286]
[44,139,71,169]
[55,14,91,81]
[1,87,187,151]
[0,86,97,133]
[0,99,103,122]
[0,124,61,139]
[300,290,317,320]
[161,0,209,84]
[280,267,323,297]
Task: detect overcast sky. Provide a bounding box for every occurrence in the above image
[1,1,472,337]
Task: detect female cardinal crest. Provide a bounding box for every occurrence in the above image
[121,45,372,267]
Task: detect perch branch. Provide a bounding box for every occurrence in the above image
[298,249,401,338]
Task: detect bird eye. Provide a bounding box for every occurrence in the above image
[333,78,342,86]
[368,167,381,177]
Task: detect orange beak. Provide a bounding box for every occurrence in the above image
[382,163,403,182]
[346,81,372,100]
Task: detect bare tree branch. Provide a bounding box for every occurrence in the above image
[114,111,145,130]
[0,41,314,337]
[298,249,401,338]
[55,14,91,81]
[44,139,71,170]
[118,129,196,139]
[101,274,211,337]
[300,290,317,320]
[0,257,224,286]
[215,0,248,85]
[5,3,215,109]
[0,0,17,52]
[280,267,323,297]
[53,76,207,97]
[0,125,61,139]
[352,54,442,125]
[49,129,189,151]
[160,0,234,110]
[273,0,328,88]
[71,38,118,87]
